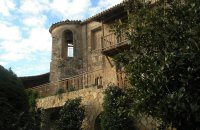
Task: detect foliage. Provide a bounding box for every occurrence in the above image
[0,65,29,129]
[55,97,85,130]
[68,86,76,92]
[0,66,28,111]
[30,109,42,130]
[40,109,49,130]
[16,109,42,130]
[25,90,41,130]
[101,86,137,130]
[55,88,65,95]
[0,65,42,130]
[113,0,200,129]
[26,90,39,112]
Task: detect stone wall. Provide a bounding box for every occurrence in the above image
[86,21,118,87]
[86,22,103,72]
[50,23,84,82]
[49,19,122,90]
[37,87,104,130]
[37,87,162,130]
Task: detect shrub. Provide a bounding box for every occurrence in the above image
[113,0,200,129]
[55,88,65,95]
[26,90,39,112]
[101,86,136,130]
[68,86,76,92]
[55,97,85,130]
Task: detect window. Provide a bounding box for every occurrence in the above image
[62,30,74,58]
[67,44,73,57]
[91,28,102,50]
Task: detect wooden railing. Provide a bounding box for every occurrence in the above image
[29,69,103,98]
[117,71,127,88]
[102,33,127,51]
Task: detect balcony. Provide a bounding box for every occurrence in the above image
[101,33,130,56]
[29,69,103,98]
[29,69,128,98]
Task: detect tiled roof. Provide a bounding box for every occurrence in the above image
[20,72,49,80]
[49,20,81,33]
[49,1,125,32]
[20,73,50,89]
[81,2,124,24]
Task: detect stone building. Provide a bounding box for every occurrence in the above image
[22,2,129,97]
[21,1,158,130]
[48,3,128,89]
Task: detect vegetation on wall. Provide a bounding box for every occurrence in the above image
[68,86,76,92]
[55,88,65,95]
[101,86,136,130]
[26,90,39,112]
[113,0,200,129]
[55,97,85,130]
[26,90,42,130]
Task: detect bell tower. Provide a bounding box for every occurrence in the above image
[49,20,83,82]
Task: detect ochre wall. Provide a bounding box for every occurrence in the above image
[37,87,104,130]
[37,87,162,130]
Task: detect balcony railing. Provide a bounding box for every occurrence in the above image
[101,33,129,55]
[29,69,128,98]
[117,71,127,88]
[29,69,103,98]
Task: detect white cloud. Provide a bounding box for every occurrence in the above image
[19,0,50,15]
[89,0,123,16]
[24,27,51,52]
[0,22,21,41]
[19,0,123,21]
[98,0,123,7]
[0,0,123,76]
[0,52,26,62]
[0,40,31,63]
[15,62,50,76]
[13,52,51,76]
[50,0,91,20]
[0,61,7,66]
[0,0,15,16]
[23,15,47,27]
[0,27,51,62]
[49,0,123,20]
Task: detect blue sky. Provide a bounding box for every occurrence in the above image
[0,0,123,77]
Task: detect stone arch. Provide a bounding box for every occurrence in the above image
[62,30,74,58]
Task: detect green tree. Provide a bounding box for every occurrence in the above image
[0,65,29,129]
[26,90,42,130]
[55,97,85,130]
[101,86,136,130]
[113,0,200,129]
[26,90,39,112]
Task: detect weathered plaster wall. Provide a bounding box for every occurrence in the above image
[37,87,104,130]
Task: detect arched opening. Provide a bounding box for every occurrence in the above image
[94,113,103,130]
[62,30,74,58]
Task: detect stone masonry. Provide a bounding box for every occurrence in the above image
[32,2,131,130]
[37,87,104,130]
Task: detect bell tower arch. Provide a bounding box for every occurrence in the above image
[49,20,83,82]
[62,30,74,58]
